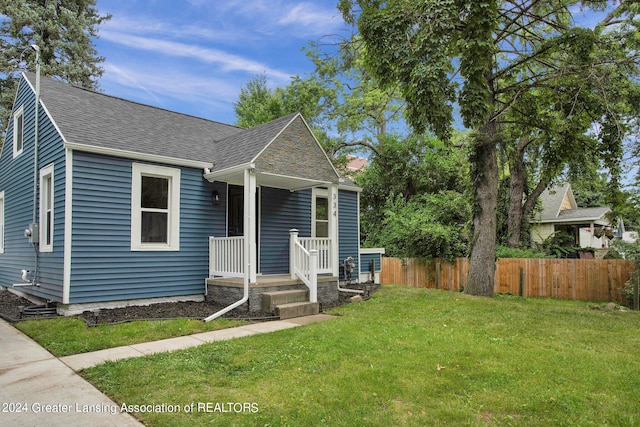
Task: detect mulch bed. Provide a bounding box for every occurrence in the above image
[0,283,378,325]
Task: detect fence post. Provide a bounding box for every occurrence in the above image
[519,267,525,297]
[435,263,441,289]
[634,273,639,311]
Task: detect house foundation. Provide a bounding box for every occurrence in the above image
[206,275,339,313]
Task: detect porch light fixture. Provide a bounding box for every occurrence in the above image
[211,190,221,206]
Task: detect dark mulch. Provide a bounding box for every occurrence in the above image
[0,282,378,325]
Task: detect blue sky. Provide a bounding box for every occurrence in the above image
[94,0,349,125]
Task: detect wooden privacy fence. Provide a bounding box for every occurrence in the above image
[380,257,636,303]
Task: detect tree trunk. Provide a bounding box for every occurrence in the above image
[465,124,499,297]
[507,139,527,248]
[522,179,550,222]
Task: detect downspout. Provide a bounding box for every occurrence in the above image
[32,45,40,231]
[28,45,41,287]
[337,280,364,294]
[204,274,249,322]
[204,168,254,322]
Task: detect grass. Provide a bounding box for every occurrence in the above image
[78,286,640,426]
[15,317,246,357]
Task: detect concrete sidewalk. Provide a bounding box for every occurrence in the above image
[0,314,333,426]
[60,314,334,371]
[0,318,142,426]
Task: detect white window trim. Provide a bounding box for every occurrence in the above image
[0,191,5,254]
[312,187,329,238]
[131,163,181,251]
[39,164,54,252]
[13,106,24,158]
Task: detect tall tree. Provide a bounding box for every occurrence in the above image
[358,133,471,259]
[503,3,640,247]
[304,35,405,156]
[233,74,328,129]
[340,0,639,296]
[0,0,110,131]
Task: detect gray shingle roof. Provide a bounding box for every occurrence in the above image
[25,73,245,165]
[23,74,345,186]
[538,183,573,221]
[557,206,611,222]
[535,183,610,223]
[211,112,299,171]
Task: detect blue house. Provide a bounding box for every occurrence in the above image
[0,72,373,318]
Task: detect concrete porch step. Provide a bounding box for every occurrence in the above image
[262,289,309,314]
[275,302,320,320]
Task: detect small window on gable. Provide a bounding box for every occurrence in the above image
[131,163,180,251]
[13,106,24,158]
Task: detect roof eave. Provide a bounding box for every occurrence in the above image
[65,142,213,169]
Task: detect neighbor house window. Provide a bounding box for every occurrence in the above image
[312,188,329,238]
[13,106,24,158]
[39,164,54,252]
[0,191,5,254]
[131,163,180,251]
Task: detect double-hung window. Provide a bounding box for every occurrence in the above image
[312,188,329,238]
[39,164,54,252]
[13,106,24,158]
[131,163,180,251]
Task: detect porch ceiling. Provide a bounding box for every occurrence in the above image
[204,167,332,191]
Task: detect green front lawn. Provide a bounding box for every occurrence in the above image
[16,317,246,357]
[82,286,640,426]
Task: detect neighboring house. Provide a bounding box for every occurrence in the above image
[530,183,612,249]
[0,72,370,317]
[346,155,367,173]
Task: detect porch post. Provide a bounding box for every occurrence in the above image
[244,168,257,283]
[289,229,299,280]
[328,184,339,277]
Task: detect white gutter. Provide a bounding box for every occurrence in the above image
[64,142,213,169]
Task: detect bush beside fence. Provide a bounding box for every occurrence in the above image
[380,257,636,303]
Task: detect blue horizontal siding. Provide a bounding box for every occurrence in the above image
[68,152,219,303]
[360,253,382,273]
[0,77,64,301]
[259,187,311,275]
[339,189,359,281]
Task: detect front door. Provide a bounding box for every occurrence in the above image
[228,185,244,237]
[227,184,260,269]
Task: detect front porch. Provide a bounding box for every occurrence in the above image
[205,274,339,314]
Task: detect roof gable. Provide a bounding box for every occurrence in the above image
[534,183,610,224]
[210,113,299,171]
[538,183,577,220]
[253,114,340,184]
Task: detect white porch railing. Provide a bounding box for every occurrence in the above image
[289,229,318,303]
[298,237,332,274]
[209,236,245,278]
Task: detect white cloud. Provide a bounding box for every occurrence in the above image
[101,62,240,116]
[278,2,344,35]
[100,15,255,44]
[206,0,344,37]
[100,30,292,82]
